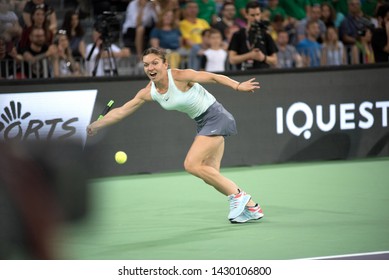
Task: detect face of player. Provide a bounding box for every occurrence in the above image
[143,53,168,82]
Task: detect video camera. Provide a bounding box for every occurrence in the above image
[356,17,375,37]
[248,20,269,49]
[94,11,121,44]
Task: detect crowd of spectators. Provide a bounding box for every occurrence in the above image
[0,0,388,79]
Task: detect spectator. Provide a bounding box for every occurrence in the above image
[212,1,239,42]
[339,0,373,49]
[22,26,56,78]
[266,0,287,22]
[179,1,210,70]
[278,0,309,21]
[372,3,389,62]
[321,25,347,65]
[158,0,181,24]
[268,14,285,41]
[228,1,278,70]
[320,2,344,28]
[60,10,86,61]
[234,0,251,27]
[214,0,223,15]
[85,28,130,77]
[52,30,84,77]
[351,27,375,63]
[296,4,326,43]
[122,0,158,61]
[22,0,57,34]
[224,24,240,45]
[200,28,227,72]
[296,19,322,67]
[9,0,26,28]
[0,35,15,78]
[362,0,380,18]
[330,0,349,16]
[196,0,217,25]
[18,6,53,52]
[0,0,22,42]
[150,9,184,69]
[258,0,269,9]
[276,29,303,68]
[265,0,299,45]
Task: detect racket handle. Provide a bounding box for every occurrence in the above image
[97,100,114,120]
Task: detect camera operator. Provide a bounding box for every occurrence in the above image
[228,1,278,70]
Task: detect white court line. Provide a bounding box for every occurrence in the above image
[296,251,389,260]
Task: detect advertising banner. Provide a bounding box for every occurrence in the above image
[0,90,97,146]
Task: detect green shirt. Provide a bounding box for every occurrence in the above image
[279,0,310,20]
[330,0,348,15]
[362,0,378,17]
[268,6,288,21]
[196,0,217,24]
[234,0,251,20]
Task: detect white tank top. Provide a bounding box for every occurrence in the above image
[150,69,216,119]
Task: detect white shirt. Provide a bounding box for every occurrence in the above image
[203,49,227,72]
[122,0,158,32]
[150,69,216,119]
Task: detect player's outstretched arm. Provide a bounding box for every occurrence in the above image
[173,69,260,93]
[87,85,152,136]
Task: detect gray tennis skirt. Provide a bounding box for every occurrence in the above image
[194,101,237,137]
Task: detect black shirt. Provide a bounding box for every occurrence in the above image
[228,27,278,70]
[372,28,389,63]
[23,44,50,78]
[0,54,15,79]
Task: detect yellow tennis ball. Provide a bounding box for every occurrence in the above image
[115,151,127,164]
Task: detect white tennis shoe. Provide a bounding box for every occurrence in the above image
[230,204,264,223]
[228,190,251,220]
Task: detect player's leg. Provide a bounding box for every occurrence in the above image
[184,135,237,195]
[184,135,255,220]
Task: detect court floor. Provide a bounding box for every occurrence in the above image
[55,157,389,260]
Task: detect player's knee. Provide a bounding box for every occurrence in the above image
[184,158,200,176]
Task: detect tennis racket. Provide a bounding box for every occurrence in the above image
[97,100,114,120]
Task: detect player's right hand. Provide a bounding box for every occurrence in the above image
[86,124,97,136]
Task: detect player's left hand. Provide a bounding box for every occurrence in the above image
[237,78,260,93]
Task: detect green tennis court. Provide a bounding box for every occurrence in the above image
[56,157,389,260]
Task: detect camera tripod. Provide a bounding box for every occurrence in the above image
[87,40,119,77]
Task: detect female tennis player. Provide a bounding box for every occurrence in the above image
[87,47,263,223]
